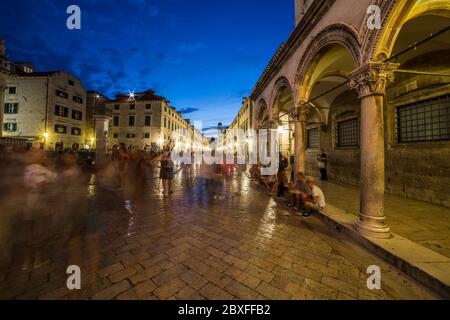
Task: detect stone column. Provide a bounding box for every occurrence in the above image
[0,78,5,138]
[94,115,112,166]
[349,61,399,239]
[293,106,307,174]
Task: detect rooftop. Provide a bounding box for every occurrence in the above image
[110,89,167,103]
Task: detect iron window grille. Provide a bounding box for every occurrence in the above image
[397,95,450,143]
[337,118,359,147]
[307,127,319,149]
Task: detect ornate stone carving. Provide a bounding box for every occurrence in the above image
[292,104,309,122]
[349,61,399,98]
[295,23,362,89]
[359,0,399,62]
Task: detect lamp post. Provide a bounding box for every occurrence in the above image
[43,132,49,149]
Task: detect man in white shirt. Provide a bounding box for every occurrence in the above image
[304,177,326,217]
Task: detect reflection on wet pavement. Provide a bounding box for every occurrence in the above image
[0,158,441,300]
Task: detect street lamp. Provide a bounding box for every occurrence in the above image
[42,132,49,149]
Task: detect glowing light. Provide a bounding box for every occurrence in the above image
[277,126,284,134]
[43,132,49,138]
[128,90,136,101]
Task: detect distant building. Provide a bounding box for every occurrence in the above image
[106,89,204,150]
[224,97,254,154]
[1,40,88,149]
[2,71,88,150]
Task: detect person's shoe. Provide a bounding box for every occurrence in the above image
[302,210,312,218]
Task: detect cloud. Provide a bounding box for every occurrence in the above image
[178,107,200,114]
[178,42,207,53]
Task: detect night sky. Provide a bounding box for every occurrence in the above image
[0,0,293,129]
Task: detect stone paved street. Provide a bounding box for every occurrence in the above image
[318,181,450,258]
[0,170,441,300]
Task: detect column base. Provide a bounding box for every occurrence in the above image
[354,214,391,239]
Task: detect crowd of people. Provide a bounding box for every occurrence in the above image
[249,152,327,217]
[0,141,327,270]
[0,142,101,271]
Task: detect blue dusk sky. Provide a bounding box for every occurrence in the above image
[0,0,293,129]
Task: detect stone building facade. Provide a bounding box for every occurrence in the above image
[2,71,88,150]
[228,98,252,133]
[246,0,450,238]
[107,89,203,150]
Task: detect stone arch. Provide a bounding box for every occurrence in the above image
[294,23,362,102]
[255,98,269,128]
[360,0,450,61]
[268,77,295,119]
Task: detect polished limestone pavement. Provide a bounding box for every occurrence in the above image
[0,170,441,300]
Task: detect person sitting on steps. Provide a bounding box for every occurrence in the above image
[288,172,311,211]
[303,177,326,217]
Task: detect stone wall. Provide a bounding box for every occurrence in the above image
[384,50,450,207]
[303,50,450,208]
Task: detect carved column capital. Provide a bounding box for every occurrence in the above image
[348,61,399,99]
[292,104,309,122]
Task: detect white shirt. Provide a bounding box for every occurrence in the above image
[312,185,326,208]
[24,164,57,190]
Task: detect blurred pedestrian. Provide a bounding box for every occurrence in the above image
[317,149,328,181]
[22,145,57,270]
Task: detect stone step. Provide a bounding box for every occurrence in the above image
[318,204,450,299]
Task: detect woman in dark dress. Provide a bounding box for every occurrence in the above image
[159,146,175,197]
